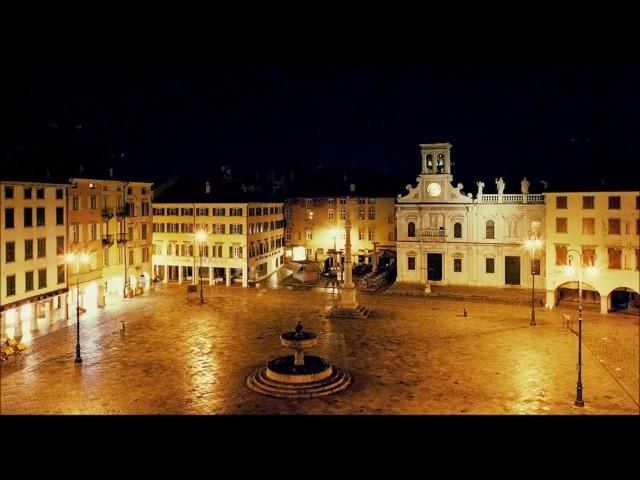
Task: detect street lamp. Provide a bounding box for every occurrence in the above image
[525,238,542,327]
[196,231,206,304]
[565,249,597,408]
[66,251,90,364]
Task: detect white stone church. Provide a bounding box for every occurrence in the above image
[395,143,546,290]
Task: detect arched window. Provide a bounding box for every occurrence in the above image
[408,222,416,238]
[454,222,462,238]
[437,153,445,173]
[426,154,433,170]
[486,220,495,239]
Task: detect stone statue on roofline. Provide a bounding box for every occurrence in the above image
[521,177,530,195]
[495,177,505,195]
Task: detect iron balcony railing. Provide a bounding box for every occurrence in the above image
[102,234,114,247]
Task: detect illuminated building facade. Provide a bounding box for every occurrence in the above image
[67,178,154,311]
[152,182,285,287]
[1,181,69,341]
[396,143,547,289]
[545,191,640,313]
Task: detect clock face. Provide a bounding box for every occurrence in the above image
[426,182,442,197]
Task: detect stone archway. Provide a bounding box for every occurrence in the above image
[553,281,601,308]
[607,287,640,312]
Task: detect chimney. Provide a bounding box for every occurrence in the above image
[205,181,211,194]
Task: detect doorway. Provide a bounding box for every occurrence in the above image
[505,256,521,285]
[427,253,443,281]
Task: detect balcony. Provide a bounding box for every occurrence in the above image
[116,207,129,218]
[479,193,545,204]
[101,208,114,220]
[419,229,447,242]
[116,233,129,244]
[102,234,115,247]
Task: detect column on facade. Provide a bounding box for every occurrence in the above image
[545,290,556,309]
[64,293,69,320]
[225,267,231,286]
[178,266,183,284]
[30,303,38,331]
[45,299,54,324]
[97,283,106,308]
[14,308,23,342]
[163,266,169,284]
[242,266,248,287]
[600,294,610,314]
[209,267,214,285]
[0,311,6,341]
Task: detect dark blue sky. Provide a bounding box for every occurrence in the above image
[2,64,639,189]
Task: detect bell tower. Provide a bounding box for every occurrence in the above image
[420,143,452,175]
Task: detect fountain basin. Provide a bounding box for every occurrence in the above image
[266,355,332,384]
[280,330,318,350]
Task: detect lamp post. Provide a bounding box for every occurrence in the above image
[66,251,89,364]
[565,249,597,408]
[525,238,542,327]
[196,231,206,303]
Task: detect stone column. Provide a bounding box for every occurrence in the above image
[600,294,610,314]
[14,308,23,342]
[545,290,556,309]
[225,267,231,286]
[1,311,6,341]
[178,266,183,284]
[209,267,214,285]
[372,242,379,273]
[163,266,168,284]
[45,300,54,325]
[64,293,69,320]
[30,303,39,331]
[242,266,248,287]
[97,283,106,308]
[340,216,358,309]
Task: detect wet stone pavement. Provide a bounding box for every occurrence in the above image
[1,283,638,415]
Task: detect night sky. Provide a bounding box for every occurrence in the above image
[1,64,639,191]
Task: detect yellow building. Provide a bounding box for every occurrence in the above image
[68,178,154,311]
[152,181,285,287]
[545,191,640,313]
[284,195,396,270]
[1,180,69,341]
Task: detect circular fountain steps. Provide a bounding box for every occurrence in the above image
[246,365,352,399]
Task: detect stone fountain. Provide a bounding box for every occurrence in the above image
[246,322,352,398]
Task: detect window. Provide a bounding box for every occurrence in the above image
[368,207,376,220]
[230,224,243,235]
[486,220,495,239]
[127,187,133,195]
[608,218,621,235]
[305,199,313,207]
[582,196,594,209]
[637,219,640,235]
[408,256,416,271]
[608,248,621,269]
[56,236,65,255]
[128,226,134,241]
[454,258,462,272]
[24,207,33,227]
[5,241,15,263]
[25,239,33,260]
[636,249,640,271]
[368,198,376,204]
[56,188,63,200]
[426,154,433,170]
[37,238,46,258]
[637,196,640,209]
[142,246,149,262]
[608,196,621,209]
[71,224,79,243]
[305,209,314,221]
[328,209,334,220]
[486,258,495,273]
[359,229,365,240]
[284,208,291,220]
[306,229,313,240]
[6,275,16,296]
[129,249,134,265]
[285,230,291,242]
[532,259,541,275]
[57,265,65,284]
[368,229,375,241]
[230,208,243,216]
[36,207,45,226]
[213,224,225,234]
[89,196,96,210]
[56,207,64,225]
[25,271,34,291]
[4,186,14,199]
[556,196,567,209]
[454,222,462,238]
[36,188,44,199]
[407,222,416,238]
[555,245,568,266]
[72,196,79,210]
[24,188,32,199]
[142,224,148,240]
[142,202,150,216]
[328,199,335,206]
[582,247,596,267]
[556,218,567,233]
[340,209,346,220]
[358,208,365,220]
[38,268,47,289]
[339,198,347,204]
[582,218,595,235]
[90,223,97,241]
[5,208,14,228]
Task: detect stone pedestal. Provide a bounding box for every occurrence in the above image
[14,310,23,342]
[97,284,106,308]
[30,304,38,331]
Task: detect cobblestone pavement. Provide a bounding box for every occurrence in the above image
[1,283,638,415]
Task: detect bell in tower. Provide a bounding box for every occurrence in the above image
[420,143,452,175]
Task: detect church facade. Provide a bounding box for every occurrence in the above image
[395,143,546,290]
